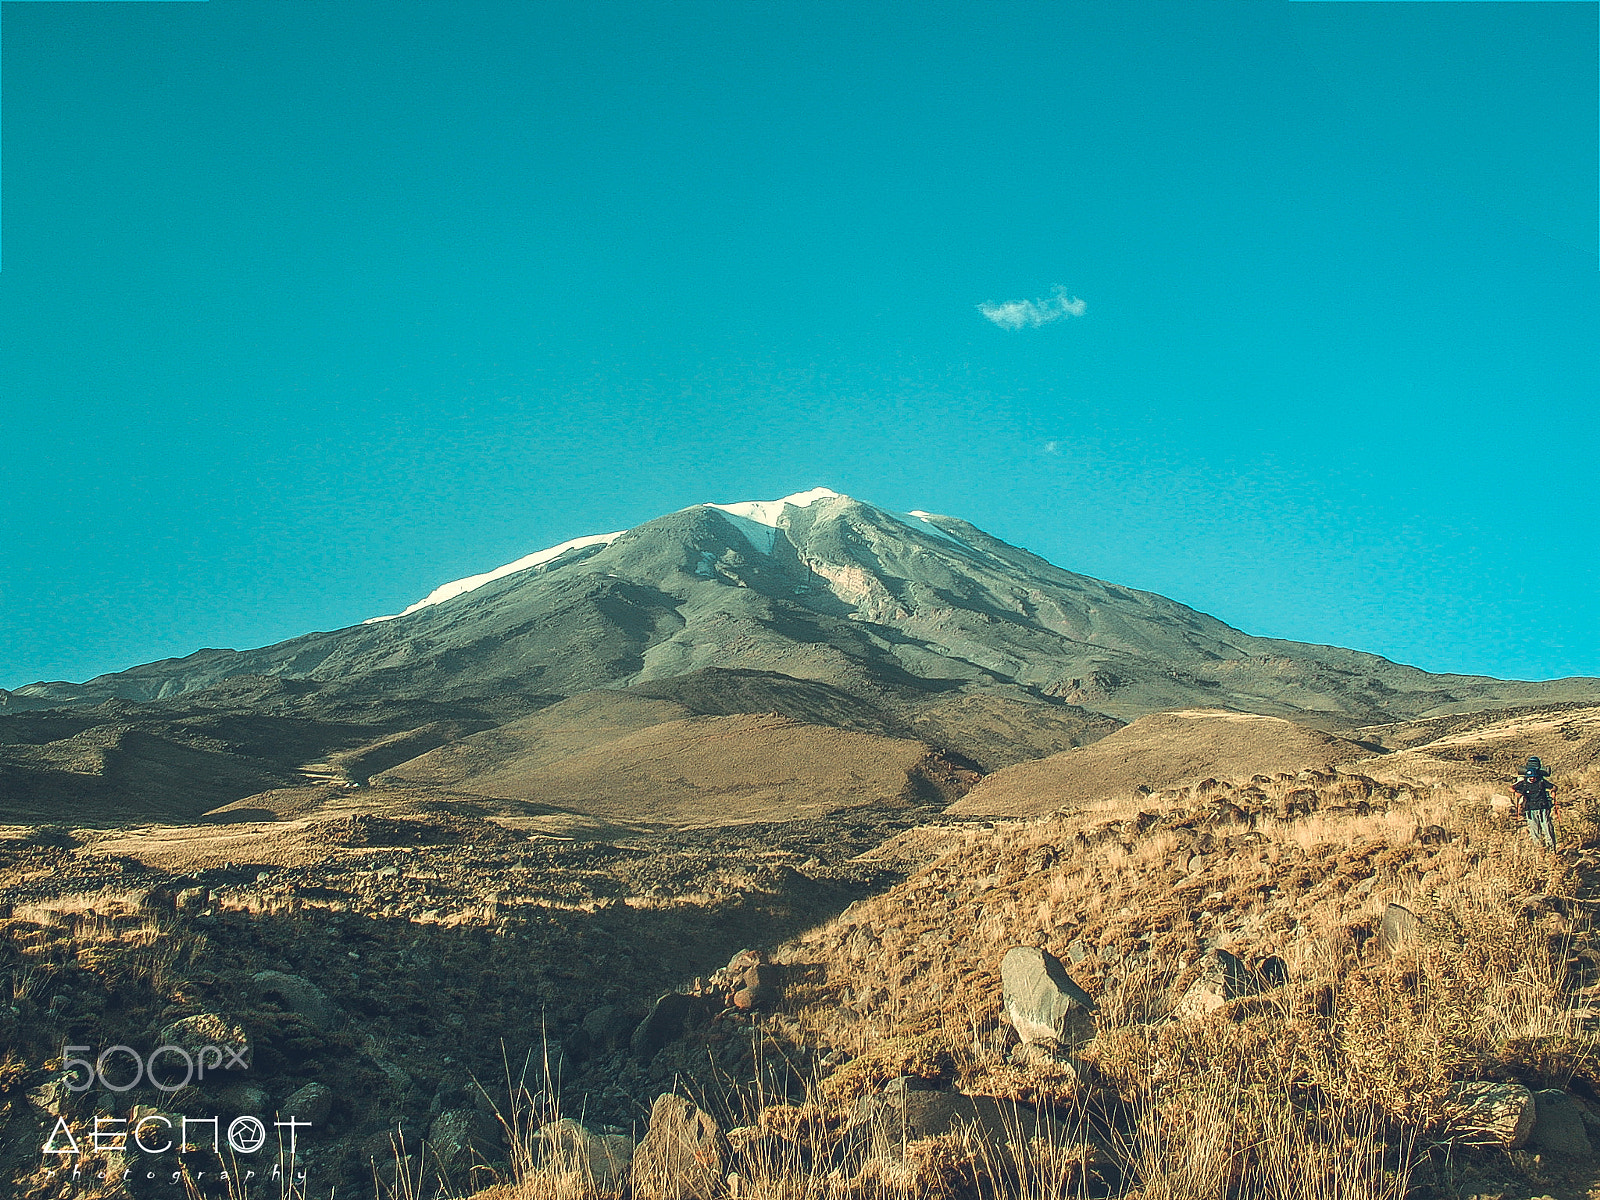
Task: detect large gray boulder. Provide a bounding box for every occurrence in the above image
[1172,948,1259,1019]
[631,992,713,1061]
[534,1117,634,1189]
[581,1003,639,1051]
[252,971,340,1030]
[630,1093,727,1200]
[1000,947,1096,1047]
[279,1082,334,1127]
[1448,1081,1536,1148]
[835,1077,1065,1176]
[1375,903,1422,953]
[427,1108,501,1171]
[156,1013,252,1070]
[1531,1089,1593,1156]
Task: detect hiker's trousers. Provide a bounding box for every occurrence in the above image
[1525,808,1556,851]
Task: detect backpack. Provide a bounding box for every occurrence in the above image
[1519,774,1552,810]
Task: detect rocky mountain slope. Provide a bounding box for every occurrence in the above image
[15,489,1598,722]
[6,489,1597,829]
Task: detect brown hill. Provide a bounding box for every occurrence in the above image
[948,708,1370,818]
[380,696,976,828]
[0,723,289,825]
[375,690,692,791]
[1352,703,1600,789]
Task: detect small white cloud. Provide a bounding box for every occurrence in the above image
[1043,440,1060,454]
[978,287,1087,330]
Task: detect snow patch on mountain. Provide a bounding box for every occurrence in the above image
[704,487,840,528]
[899,510,975,551]
[364,531,624,623]
[709,510,778,554]
[702,487,842,554]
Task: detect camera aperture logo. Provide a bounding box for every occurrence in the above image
[38,1042,312,1191]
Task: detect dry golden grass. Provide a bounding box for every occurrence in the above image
[447,764,1600,1199]
[740,764,1600,1197]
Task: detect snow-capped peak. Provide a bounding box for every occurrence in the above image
[702,487,842,529]
[701,488,844,554]
[364,531,624,623]
[364,488,969,623]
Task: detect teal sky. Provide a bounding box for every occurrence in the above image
[1,0,1595,690]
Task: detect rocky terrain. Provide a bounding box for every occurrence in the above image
[4,703,1600,1198]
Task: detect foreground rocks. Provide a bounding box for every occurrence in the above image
[532,1117,635,1189]
[1000,945,1096,1047]
[1171,948,1262,1019]
[0,817,878,1200]
[1448,1082,1537,1148]
[630,1094,729,1200]
[631,992,715,1061]
[1531,1088,1593,1156]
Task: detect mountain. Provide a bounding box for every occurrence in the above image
[15,488,1596,721]
[5,488,1597,827]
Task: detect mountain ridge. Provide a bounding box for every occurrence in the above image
[14,489,1598,725]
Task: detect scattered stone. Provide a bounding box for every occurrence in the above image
[1448,1081,1536,1149]
[632,992,713,1060]
[1172,948,1259,1019]
[728,1127,808,1176]
[374,1154,421,1192]
[1008,1041,1080,1080]
[1531,1089,1593,1156]
[252,970,340,1030]
[1000,946,1096,1046]
[213,1081,269,1114]
[744,962,783,991]
[1375,902,1422,952]
[726,948,764,973]
[427,1108,501,1170]
[898,1089,1042,1144]
[732,964,784,1011]
[1256,955,1289,989]
[631,1093,728,1200]
[730,985,768,1011]
[581,1003,638,1051]
[843,1080,1053,1165]
[279,1082,334,1127]
[157,1013,251,1067]
[534,1117,634,1189]
[357,1124,422,1165]
[26,1079,71,1116]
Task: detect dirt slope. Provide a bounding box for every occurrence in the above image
[949,708,1370,817]
[1354,703,1600,788]
[0,724,290,824]
[377,689,978,827]
[377,690,693,789]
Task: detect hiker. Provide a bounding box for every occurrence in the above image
[1512,755,1557,851]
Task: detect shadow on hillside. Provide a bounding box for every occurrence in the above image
[0,824,906,1199]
